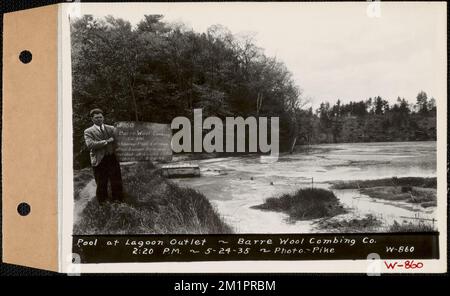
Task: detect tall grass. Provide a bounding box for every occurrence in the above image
[252,188,346,220]
[315,214,383,233]
[73,167,94,200]
[74,162,232,234]
[389,220,436,232]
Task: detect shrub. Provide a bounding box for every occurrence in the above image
[252,188,346,220]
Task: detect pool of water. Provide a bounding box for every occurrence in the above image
[172,141,437,233]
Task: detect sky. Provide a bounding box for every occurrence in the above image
[69,2,446,109]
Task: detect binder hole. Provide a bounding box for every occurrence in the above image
[19,50,32,64]
[17,202,31,216]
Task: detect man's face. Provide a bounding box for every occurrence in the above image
[92,113,104,126]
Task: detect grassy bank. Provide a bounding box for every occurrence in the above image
[331,177,436,189]
[359,186,436,205]
[331,177,437,208]
[388,220,436,232]
[252,188,346,221]
[315,215,436,233]
[73,167,94,201]
[315,214,382,233]
[73,162,232,234]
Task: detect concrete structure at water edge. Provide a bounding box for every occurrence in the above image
[161,163,201,178]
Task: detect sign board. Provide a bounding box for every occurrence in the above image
[115,121,172,162]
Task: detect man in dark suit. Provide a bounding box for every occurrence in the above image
[84,109,124,203]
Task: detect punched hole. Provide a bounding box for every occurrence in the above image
[17,202,31,216]
[19,50,32,64]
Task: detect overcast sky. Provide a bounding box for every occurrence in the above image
[71,2,446,108]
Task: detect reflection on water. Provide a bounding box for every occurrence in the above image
[172,141,437,233]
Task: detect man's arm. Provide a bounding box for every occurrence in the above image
[109,126,118,148]
[84,130,108,150]
[104,126,117,144]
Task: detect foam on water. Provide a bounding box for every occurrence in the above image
[173,141,437,233]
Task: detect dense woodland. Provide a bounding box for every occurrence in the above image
[72,15,437,168]
[296,93,436,145]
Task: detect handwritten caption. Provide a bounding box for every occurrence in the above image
[72,233,438,263]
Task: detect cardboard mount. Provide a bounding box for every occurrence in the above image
[1,2,447,274]
[2,5,59,271]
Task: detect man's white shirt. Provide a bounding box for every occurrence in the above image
[93,124,105,132]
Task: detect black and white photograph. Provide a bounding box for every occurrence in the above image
[64,2,446,271]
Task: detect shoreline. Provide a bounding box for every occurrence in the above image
[168,140,437,163]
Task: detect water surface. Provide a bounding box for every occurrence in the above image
[172,141,437,233]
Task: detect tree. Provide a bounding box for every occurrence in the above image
[428,97,436,113]
[373,96,388,115]
[71,15,149,121]
[398,97,410,114]
[71,15,306,167]
[416,91,429,114]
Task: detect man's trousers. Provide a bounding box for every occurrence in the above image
[92,154,124,203]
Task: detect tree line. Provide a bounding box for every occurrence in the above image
[72,15,437,168]
[296,91,436,144]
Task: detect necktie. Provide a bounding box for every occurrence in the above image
[100,126,107,139]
